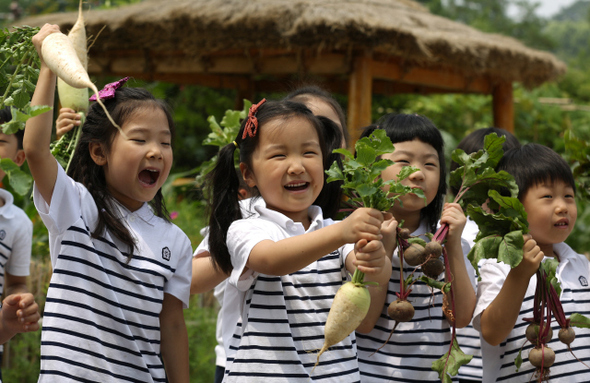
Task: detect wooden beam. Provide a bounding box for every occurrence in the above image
[492,81,514,133]
[371,60,492,94]
[347,52,373,147]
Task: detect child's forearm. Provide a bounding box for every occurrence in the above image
[446,242,476,328]
[480,270,529,346]
[356,256,392,333]
[190,254,227,295]
[247,220,377,276]
[160,294,189,382]
[24,65,58,205]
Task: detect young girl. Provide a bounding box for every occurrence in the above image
[355,114,476,381]
[25,25,192,382]
[208,99,392,382]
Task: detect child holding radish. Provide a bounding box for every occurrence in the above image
[25,24,192,382]
[355,114,477,382]
[473,143,590,383]
[207,99,392,382]
[191,112,345,383]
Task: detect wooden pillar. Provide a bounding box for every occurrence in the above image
[492,81,514,133]
[347,52,373,148]
[235,77,255,111]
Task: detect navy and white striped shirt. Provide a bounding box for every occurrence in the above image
[356,220,474,382]
[34,163,192,382]
[223,204,360,382]
[474,242,590,383]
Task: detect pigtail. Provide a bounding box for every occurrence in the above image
[207,142,243,275]
[313,116,343,219]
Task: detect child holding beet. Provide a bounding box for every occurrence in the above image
[25,25,192,382]
[355,114,477,382]
[474,143,590,383]
[450,127,521,383]
[206,99,392,382]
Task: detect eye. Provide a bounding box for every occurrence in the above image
[130,138,145,143]
[161,142,171,146]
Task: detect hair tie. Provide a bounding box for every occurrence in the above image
[233,141,238,148]
[242,99,266,140]
[89,76,130,101]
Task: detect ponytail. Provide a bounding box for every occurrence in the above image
[207,142,242,274]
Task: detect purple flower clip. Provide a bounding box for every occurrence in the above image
[89,76,130,101]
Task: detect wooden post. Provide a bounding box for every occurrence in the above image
[492,81,514,133]
[347,52,373,148]
[235,77,255,111]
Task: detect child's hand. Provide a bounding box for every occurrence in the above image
[56,108,81,139]
[1,293,40,334]
[440,202,467,249]
[341,207,384,244]
[512,235,544,280]
[353,238,386,275]
[31,24,61,67]
[380,213,398,260]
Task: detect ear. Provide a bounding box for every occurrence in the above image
[13,149,25,167]
[240,162,256,188]
[89,142,107,166]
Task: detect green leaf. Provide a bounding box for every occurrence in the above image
[570,313,590,329]
[0,158,32,196]
[432,339,473,382]
[515,349,523,371]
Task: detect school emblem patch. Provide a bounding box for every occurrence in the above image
[0,230,5,241]
[162,247,171,261]
[580,276,588,287]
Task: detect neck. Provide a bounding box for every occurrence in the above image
[390,207,421,233]
[539,243,558,261]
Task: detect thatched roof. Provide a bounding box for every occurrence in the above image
[17,0,566,88]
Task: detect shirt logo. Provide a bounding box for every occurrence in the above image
[0,230,5,241]
[580,276,588,287]
[162,247,171,261]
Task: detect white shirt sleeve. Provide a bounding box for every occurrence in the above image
[4,212,32,277]
[472,259,510,332]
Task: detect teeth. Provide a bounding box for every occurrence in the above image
[146,169,158,173]
[286,182,306,188]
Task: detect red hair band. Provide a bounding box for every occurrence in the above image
[242,98,266,140]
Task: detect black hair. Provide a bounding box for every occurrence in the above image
[312,115,343,220]
[284,84,349,146]
[207,100,329,274]
[361,114,446,233]
[497,143,575,200]
[67,87,175,257]
[0,107,23,149]
[450,127,521,195]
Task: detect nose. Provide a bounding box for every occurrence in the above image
[555,198,568,214]
[287,157,305,175]
[408,167,425,181]
[147,142,164,160]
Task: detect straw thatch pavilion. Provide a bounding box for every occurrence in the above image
[18,0,566,144]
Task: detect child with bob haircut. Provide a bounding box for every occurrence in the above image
[207,98,393,382]
[24,24,192,382]
[473,143,590,382]
[355,114,476,382]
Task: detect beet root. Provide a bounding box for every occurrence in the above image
[422,257,444,279]
[558,327,575,346]
[404,243,427,266]
[525,323,553,346]
[398,228,411,240]
[387,299,415,323]
[424,241,443,258]
[529,346,555,368]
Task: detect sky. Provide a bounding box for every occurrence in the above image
[532,0,578,17]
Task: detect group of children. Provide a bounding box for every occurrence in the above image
[0,23,587,382]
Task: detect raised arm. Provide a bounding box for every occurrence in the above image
[23,24,61,206]
[480,236,543,345]
[246,207,384,276]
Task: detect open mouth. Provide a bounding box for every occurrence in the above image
[554,220,569,228]
[138,169,160,186]
[284,182,309,191]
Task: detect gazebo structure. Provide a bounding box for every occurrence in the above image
[18,0,566,144]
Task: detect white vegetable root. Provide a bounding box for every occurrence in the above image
[314,281,370,369]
